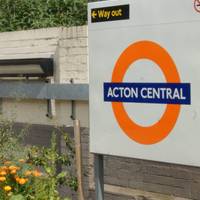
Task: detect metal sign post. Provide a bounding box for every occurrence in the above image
[94,154,104,200]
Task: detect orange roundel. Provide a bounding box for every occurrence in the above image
[111,41,181,145]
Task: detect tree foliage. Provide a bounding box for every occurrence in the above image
[0,0,87,32]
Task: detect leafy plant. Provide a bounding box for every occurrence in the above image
[0,118,29,161]
[0,0,87,32]
[27,132,78,199]
[0,119,77,200]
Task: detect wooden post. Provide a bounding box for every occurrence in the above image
[74,119,85,200]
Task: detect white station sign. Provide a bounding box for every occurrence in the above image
[88,0,200,166]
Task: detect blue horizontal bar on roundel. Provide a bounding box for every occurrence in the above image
[103,82,191,105]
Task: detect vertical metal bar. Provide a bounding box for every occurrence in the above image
[71,100,76,120]
[94,154,104,200]
[46,78,56,118]
[70,78,76,120]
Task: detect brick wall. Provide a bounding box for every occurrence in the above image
[58,26,88,83]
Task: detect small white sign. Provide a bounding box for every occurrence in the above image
[88,0,200,167]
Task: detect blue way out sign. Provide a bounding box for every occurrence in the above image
[104,82,191,105]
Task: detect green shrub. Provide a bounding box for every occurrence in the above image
[0,0,87,32]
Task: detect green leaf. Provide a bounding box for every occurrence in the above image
[57,171,67,179]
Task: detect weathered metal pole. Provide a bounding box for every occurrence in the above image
[94,154,104,200]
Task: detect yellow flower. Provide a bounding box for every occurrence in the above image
[0,171,7,176]
[33,170,42,177]
[10,169,17,175]
[4,186,11,192]
[9,166,19,171]
[0,166,8,171]
[0,176,6,181]
[18,178,28,185]
[15,176,20,182]
[24,170,32,176]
